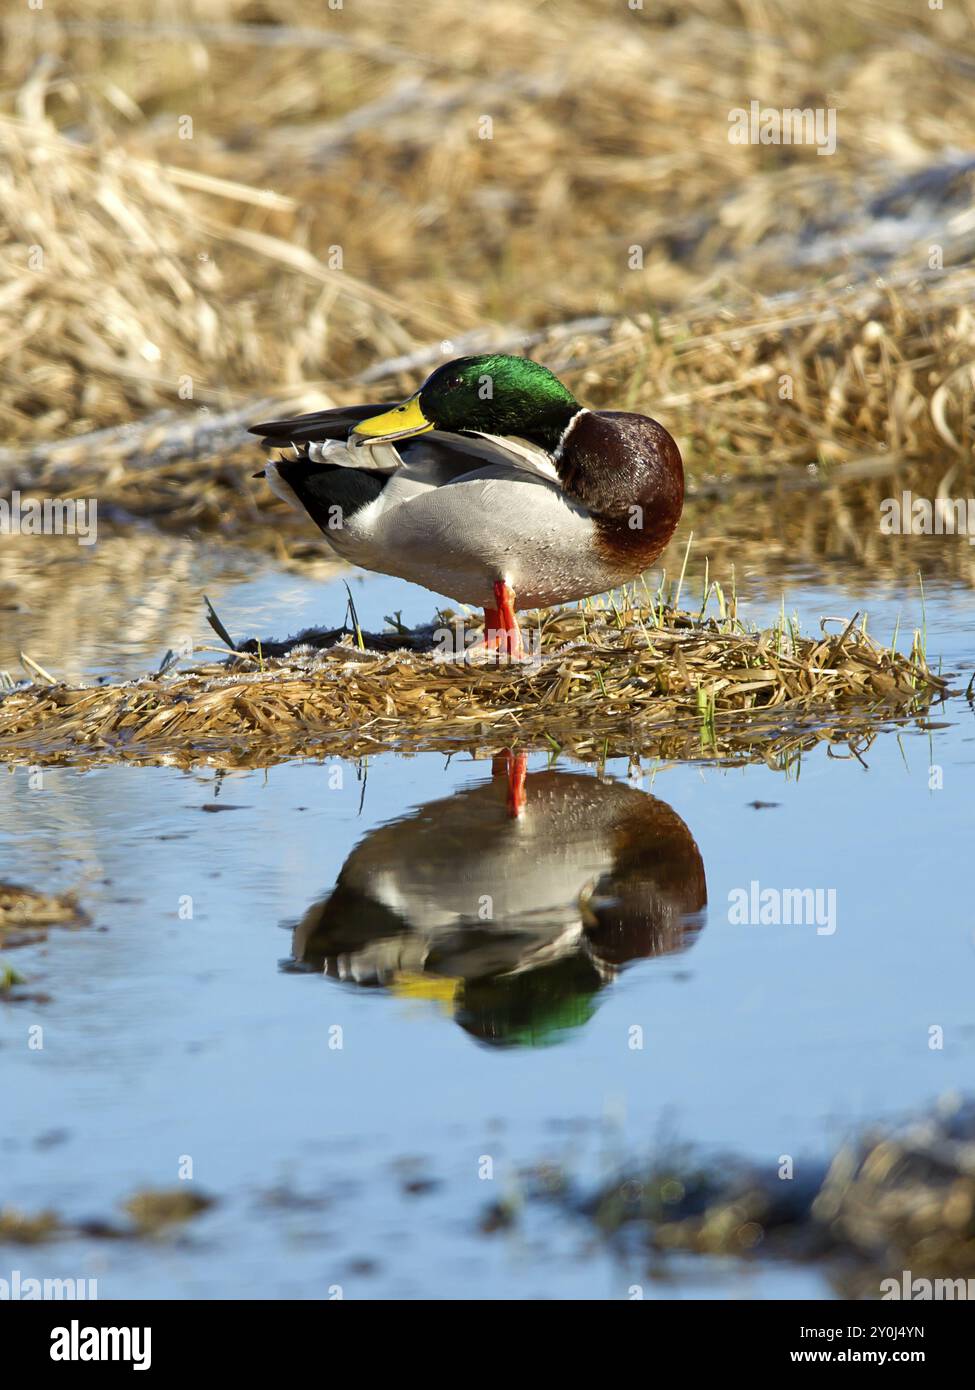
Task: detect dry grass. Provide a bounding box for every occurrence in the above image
[0,1187,215,1244]
[2,273,972,587]
[123,1189,216,1235]
[0,599,949,771]
[0,1,972,719]
[1,0,974,455]
[0,880,89,949]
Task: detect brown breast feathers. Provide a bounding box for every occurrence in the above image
[556,410,684,569]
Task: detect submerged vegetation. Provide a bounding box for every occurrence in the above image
[0,1187,216,1245]
[523,1097,975,1294]
[0,880,89,948]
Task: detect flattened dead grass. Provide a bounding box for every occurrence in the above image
[0,603,948,771]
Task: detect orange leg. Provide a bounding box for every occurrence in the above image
[492,749,528,818]
[482,580,523,658]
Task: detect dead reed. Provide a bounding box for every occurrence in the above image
[0,600,949,771]
[1,0,973,461]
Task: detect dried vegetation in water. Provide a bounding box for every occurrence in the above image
[0,1187,216,1246]
[0,600,949,771]
[566,1098,975,1293]
[0,3,971,754]
[0,880,89,949]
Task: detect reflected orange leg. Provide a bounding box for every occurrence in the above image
[492,749,528,818]
[482,580,523,658]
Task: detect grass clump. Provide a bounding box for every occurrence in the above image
[0,881,89,949]
[123,1188,216,1236]
[0,1206,61,1243]
[0,599,950,771]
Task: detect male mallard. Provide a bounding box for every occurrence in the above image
[290,762,706,1046]
[250,353,683,655]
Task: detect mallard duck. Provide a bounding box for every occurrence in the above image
[250,353,683,655]
[290,762,706,1046]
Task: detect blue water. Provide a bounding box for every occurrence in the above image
[1,556,973,1298]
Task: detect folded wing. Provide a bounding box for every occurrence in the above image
[249,406,562,487]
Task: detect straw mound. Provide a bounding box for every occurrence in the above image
[0,605,948,771]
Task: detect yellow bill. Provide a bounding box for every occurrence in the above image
[351,393,433,445]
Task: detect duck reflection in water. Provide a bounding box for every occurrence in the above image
[288,754,707,1047]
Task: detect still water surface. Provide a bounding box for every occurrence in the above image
[1,548,973,1298]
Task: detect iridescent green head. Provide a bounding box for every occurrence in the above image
[352,354,580,452]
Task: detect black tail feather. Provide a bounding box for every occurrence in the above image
[248,402,390,445]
